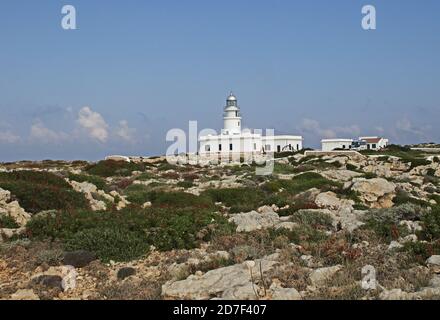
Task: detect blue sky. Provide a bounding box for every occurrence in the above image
[0,0,439,161]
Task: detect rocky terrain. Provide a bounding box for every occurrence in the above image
[1,145,440,300]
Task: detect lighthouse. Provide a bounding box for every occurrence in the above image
[222,92,242,135]
[198,92,303,156]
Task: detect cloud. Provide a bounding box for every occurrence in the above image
[77,107,109,143]
[0,131,21,144]
[29,121,69,144]
[298,118,361,139]
[115,120,136,142]
[393,118,431,142]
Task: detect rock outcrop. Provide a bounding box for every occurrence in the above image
[162,257,279,300]
[351,178,396,208]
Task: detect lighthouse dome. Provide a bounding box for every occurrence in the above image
[227,93,237,101]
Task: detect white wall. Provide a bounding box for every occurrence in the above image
[199,134,262,154]
[321,140,353,152]
[262,136,303,153]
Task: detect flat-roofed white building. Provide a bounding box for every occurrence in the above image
[199,93,303,156]
[321,139,354,152]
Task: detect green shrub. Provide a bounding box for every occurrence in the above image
[421,206,440,240]
[363,172,378,179]
[65,227,150,262]
[0,215,19,229]
[409,158,431,169]
[85,160,146,177]
[150,191,213,208]
[263,172,341,195]
[426,168,436,177]
[393,189,430,207]
[68,173,108,191]
[124,184,152,205]
[363,204,425,241]
[26,207,234,259]
[290,210,333,229]
[177,180,194,188]
[0,171,88,213]
[346,163,358,171]
[202,188,265,212]
[401,241,440,263]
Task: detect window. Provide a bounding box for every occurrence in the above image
[342,145,346,149]
[219,144,222,151]
[372,144,377,149]
[289,144,292,150]
[265,144,271,151]
[277,145,281,153]
[238,121,240,126]
[229,143,233,151]
[296,144,299,150]
[235,111,238,117]
[205,145,210,152]
[254,143,257,150]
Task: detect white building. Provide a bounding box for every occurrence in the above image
[321,136,389,152]
[199,93,303,156]
[321,139,354,152]
[359,136,389,150]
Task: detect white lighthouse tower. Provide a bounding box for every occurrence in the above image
[222,92,242,135]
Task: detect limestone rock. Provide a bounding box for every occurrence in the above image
[426,255,440,267]
[229,210,280,233]
[270,283,302,300]
[32,265,78,292]
[309,265,342,287]
[315,192,354,210]
[162,258,278,300]
[10,289,40,300]
[351,178,396,208]
[0,187,31,227]
[388,241,404,251]
[379,288,412,300]
[321,170,362,182]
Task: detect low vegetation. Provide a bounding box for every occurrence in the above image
[0,171,88,213]
[85,160,146,177]
[26,207,234,261]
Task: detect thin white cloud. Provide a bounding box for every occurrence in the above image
[77,107,109,143]
[298,118,361,139]
[115,120,136,142]
[393,118,431,141]
[29,121,69,144]
[0,131,21,144]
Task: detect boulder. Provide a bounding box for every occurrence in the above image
[351,178,396,208]
[321,170,362,182]
[229,210,280,233]
[315,192,354,210]
[162,258,278,300]
[309,265,342,287]
[379,288,412,300]
[10,289,40,300]
[63,250,96,268]
[270,281,302,300]
[0,188,11,203]
[426,255,440,267]
[31,265,77,292]
[0,188,31,227]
